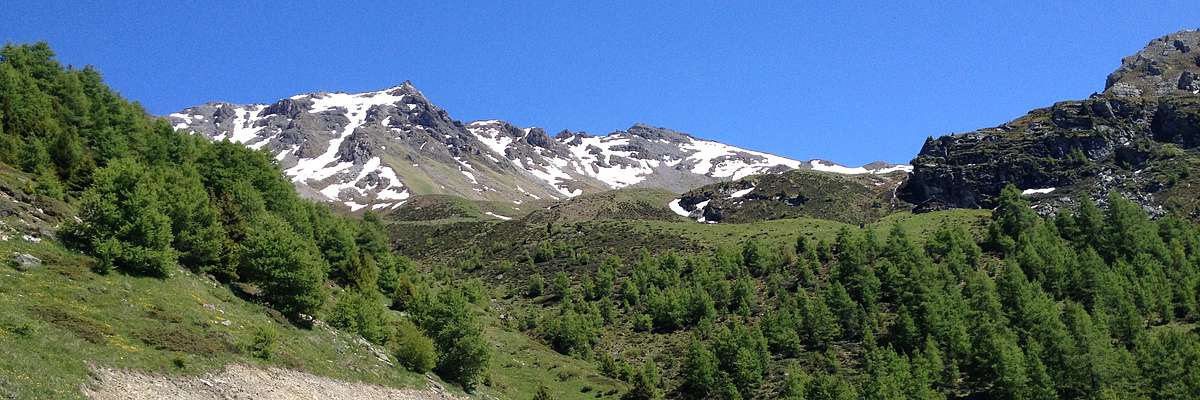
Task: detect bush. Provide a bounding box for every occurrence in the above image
[327,288,390,345]
[391,319,437,373]
[409,288,490,392]
[624,359,664,400]
[542,301,602,356]
[532,385,556,400]
[527,273,545,297]
[249,326,279,360]
[552,272,570,299]
[632,314,653,332]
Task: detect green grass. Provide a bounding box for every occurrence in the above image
[617,217,853,250]
[0,239,427,399]
[480,320,626,399]
[679,168,910,225]
[0,235,632,399]
[868,209,993,241]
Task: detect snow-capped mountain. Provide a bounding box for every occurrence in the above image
[168,82,908,210]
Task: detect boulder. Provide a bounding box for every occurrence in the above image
[11,253,41,271]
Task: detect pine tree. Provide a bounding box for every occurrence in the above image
[1136,329,1200,399]
[1023,341,1057,400]
[681,337,718,398]
[160,166,229,276]
[624,359,664,400]
[409,288,490,392]
[63,158,175,276]
[239,214,328,318]
[804,371,857,400]
[802,292,841,350]
[742,238,773,276]
[825,282,861,339]
[862,346,912,400]
[781,367,812,400]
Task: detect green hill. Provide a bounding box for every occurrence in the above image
[676,168,911,225]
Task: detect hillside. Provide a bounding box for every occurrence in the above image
[0,42,627,400]
[670,168,911,225]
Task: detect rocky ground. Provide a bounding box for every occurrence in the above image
[82,364,463,400]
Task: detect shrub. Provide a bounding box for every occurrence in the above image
[542,301,602,356]
[552,272,570,299]
[327,289,390,345]
[409,288,490,392]
[624,359,664,400]
[632,314,653,332]
[527,273,545,297]
[391,319,437,373]
[249,326,279,360]
[533,385,556,400]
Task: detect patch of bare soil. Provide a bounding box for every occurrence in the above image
[82,364,462,400]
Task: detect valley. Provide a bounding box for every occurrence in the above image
[1,26,1200,400]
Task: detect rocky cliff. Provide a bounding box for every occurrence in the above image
[900,29,1200,217]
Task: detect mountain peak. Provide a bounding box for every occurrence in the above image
[1105,29,1200,97]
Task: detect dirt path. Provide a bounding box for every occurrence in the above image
[82,364,463,400]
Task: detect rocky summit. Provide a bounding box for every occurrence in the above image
[169,83,905,211]
[900,29,1200,217]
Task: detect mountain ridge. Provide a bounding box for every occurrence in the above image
[168,83,908,211]
[900,29,1200,217]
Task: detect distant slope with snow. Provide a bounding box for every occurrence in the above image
[169,82,909,210]
[672,167,913,225]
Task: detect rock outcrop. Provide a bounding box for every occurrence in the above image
[900,29,1200,217]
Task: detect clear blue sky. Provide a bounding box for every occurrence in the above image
[2,2,1195,165]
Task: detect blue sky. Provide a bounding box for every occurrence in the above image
[2,2,1195,165]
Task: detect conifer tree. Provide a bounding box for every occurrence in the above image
[64,158,175,276]
[624,359,664,400]
[681,337,718,398]
[239,214,328,318]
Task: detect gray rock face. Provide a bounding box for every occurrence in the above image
[1106,30,1200,98]
[902,30,1200,215]
[1180,71,1199,91]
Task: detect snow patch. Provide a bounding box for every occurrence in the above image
[484,212,512,221]
[668,199,691,217]
[729,186,755,198]
[810,160,912,175]
[1022,187,1056,195]
[694,200,711,223]
[871,165,913,174]
[809,160,869,174]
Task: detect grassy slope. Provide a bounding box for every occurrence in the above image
[481,320,626,399]
[0,236,628,400]
[521,188,682,224]
[387,194,544,222]
[392,201,992,267]
[0,238,425,399]
[0,163,622,399]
